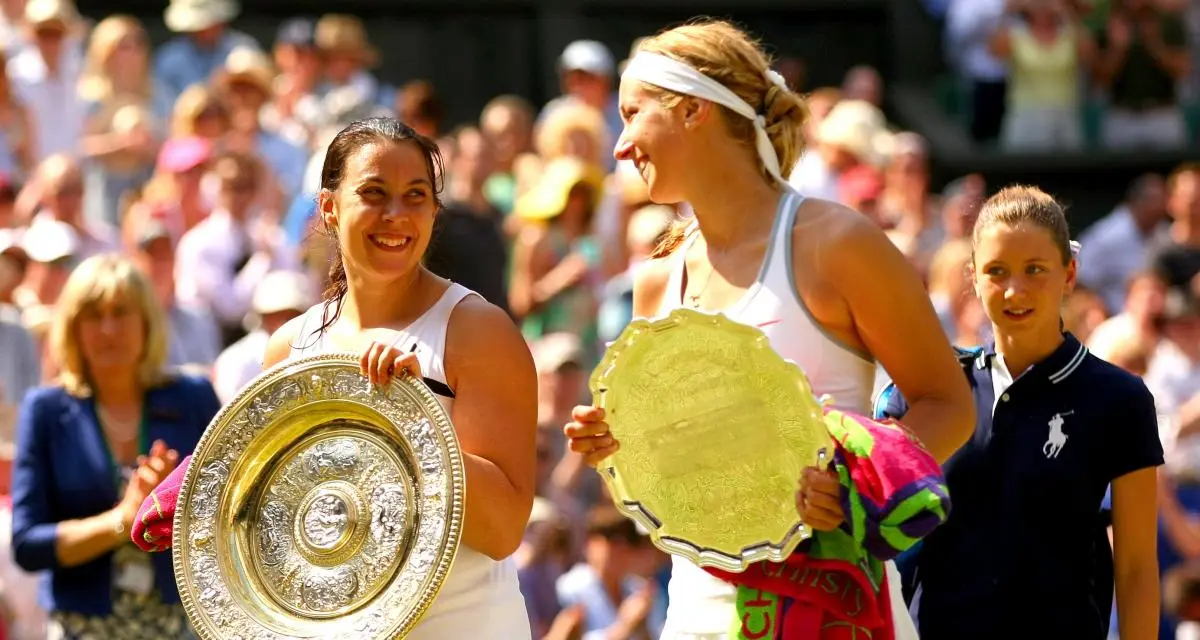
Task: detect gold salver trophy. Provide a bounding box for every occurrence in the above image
[172,353,465,639]
[590,308,833,572]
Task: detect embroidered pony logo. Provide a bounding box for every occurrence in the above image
[1043,411,1073,459]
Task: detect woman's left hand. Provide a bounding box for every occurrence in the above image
[360,338,422,387]
[796,466,846,531]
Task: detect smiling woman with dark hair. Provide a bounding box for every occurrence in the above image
[138,117,539,639]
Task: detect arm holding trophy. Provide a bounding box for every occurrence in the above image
[266,298,538,559]
[135,116,538,639]
[145,298,539,562]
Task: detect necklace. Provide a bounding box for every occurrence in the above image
[684,243,734,309]
[97,405,140,443]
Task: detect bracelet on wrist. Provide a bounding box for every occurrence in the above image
[112,508,128,539]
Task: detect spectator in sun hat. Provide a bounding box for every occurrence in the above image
[216,45,308,197]
[509,157,605,349]
[154,0,259,105]
[11,215,77,324]
[211,269,312,403]
[8,0,86,163]
[788,99,894,203]
[314,14,394,111]
[539,39,621,165]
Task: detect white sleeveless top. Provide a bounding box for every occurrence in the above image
[655,190,919,640]
[289,283,532,640]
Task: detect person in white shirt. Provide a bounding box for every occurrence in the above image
[5,0,84,162]
[211,269,311,403]
[1077,173,1170,313]
[174,149,295,346]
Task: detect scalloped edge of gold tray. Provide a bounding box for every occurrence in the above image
[172,352,466,640]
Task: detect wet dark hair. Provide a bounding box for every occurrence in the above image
[315,117,445,337]
[971,185,1072,266]
[586,505,645,545]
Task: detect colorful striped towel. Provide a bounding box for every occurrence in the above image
[703,408,950,639]
[131,454,191,552]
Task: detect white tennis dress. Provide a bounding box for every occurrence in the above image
[288,283,532,640]
[654,190,920,640]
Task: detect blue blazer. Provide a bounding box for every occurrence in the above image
[10,373,219,616]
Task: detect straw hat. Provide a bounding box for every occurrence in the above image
[816,99,894,168]
[315,14,379,67]
[164,0,239,33]
[217,46,276,96]
[514,157,605,222]
[24,0,78,29]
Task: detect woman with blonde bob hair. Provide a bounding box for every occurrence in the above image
[563,19,974,638]
[12,254,219,638]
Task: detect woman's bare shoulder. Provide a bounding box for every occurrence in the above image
[444,294,533,383]
[631,255,675,318]
[263,312,312,369]
[793,197,873,239]
[791,197,895,264]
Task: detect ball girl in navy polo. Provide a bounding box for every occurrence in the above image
[875,185,1163,640]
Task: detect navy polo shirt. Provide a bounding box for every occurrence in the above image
[876,334,1164,640]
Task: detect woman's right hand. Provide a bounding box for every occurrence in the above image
[118,440,180,525]
[564,405,618,467]
[359,337,422,387]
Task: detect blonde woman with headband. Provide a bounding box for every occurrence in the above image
[563,19,975,639]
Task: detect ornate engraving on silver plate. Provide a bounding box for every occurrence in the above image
[172,354,465,639]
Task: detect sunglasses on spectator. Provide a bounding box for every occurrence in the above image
[223,181,257,193]
[34,27,66,40]
[51,184,83,198]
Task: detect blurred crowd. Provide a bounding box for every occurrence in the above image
[0,0,1195,638]
[939,0,1200,151]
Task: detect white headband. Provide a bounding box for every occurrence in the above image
[622,51,788,184]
